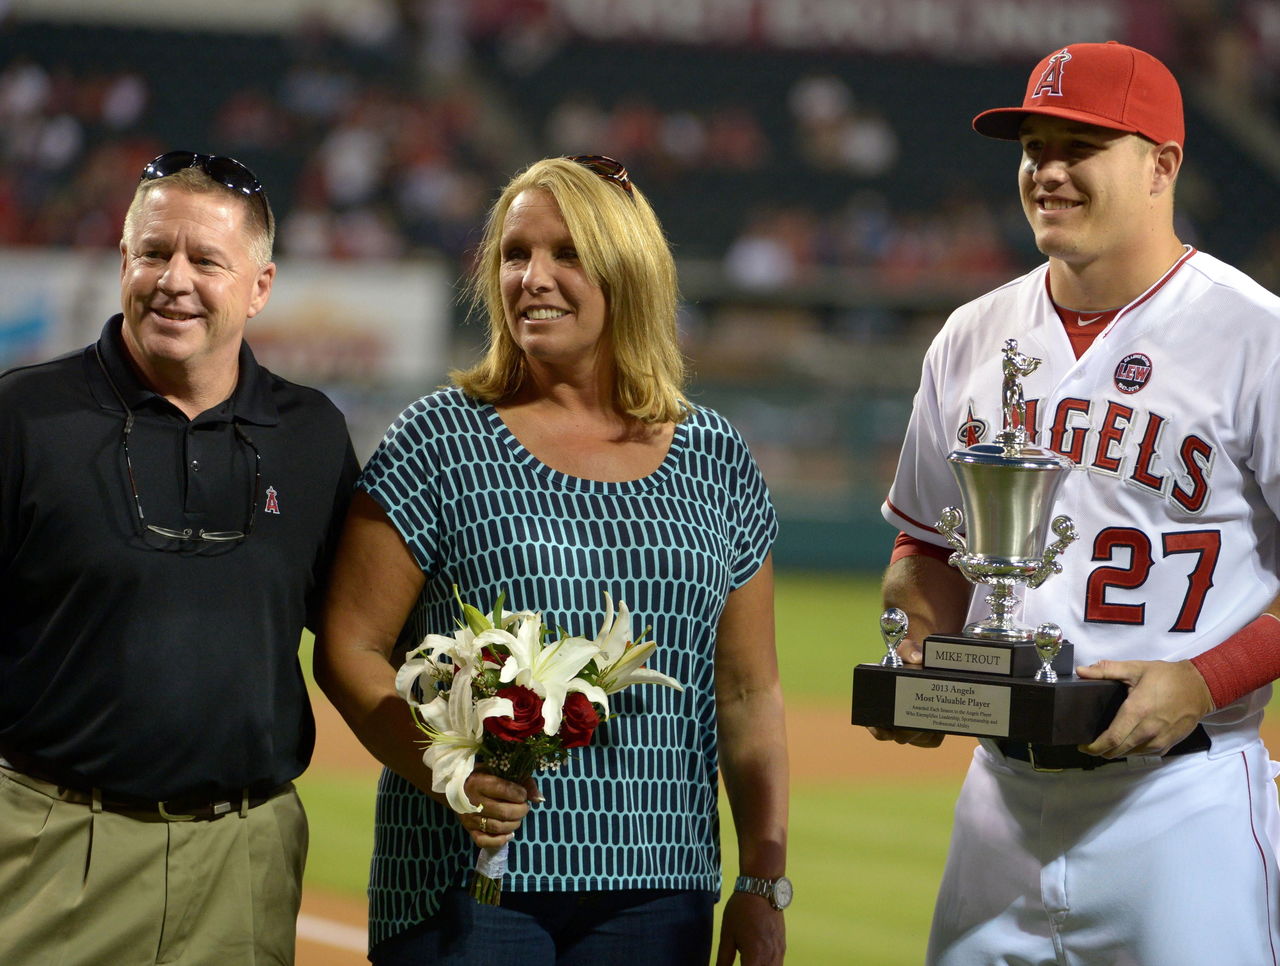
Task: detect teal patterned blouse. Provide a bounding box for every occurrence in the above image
[358,388,777,948]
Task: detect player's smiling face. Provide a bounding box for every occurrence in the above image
[1018,116,1159,266]
[499,188,610,373]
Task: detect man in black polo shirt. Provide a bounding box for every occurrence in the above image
[0,152,359,964]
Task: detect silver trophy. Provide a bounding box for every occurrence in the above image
[936,339,1077,643]
[853,340,1125,743]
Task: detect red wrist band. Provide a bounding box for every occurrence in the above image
[1190,613,1280,710]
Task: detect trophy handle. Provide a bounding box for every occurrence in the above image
[1026,515,1078,590]
[937,506,967,556]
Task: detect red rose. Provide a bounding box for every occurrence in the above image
[558,692,600,748]
[484,685,545,742]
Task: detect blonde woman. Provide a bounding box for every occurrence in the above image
[317,156,789,965]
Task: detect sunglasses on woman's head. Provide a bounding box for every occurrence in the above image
[568,154,634,199]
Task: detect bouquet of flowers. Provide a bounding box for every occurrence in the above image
[395,588,683,904]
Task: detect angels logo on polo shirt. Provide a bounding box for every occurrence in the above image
[957,404,988,447]
[1114,353,1153,394]
[265,486,281,514]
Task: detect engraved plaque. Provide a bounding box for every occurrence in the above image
[893,676,1012,737]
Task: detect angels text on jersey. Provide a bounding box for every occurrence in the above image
[957,393,1212,515]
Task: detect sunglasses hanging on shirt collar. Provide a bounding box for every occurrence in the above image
[93,344,260,552]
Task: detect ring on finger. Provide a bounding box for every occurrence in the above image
[480,815,489,834]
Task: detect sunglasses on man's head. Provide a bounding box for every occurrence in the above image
[568,154,634,199]
[140,151,272,229]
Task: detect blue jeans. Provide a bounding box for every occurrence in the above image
[370,886,716,965]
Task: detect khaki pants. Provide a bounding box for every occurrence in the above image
[0,765,307,966]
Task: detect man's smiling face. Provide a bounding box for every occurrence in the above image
[119,184,274,378]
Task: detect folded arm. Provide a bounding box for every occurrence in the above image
[313,490,532,845]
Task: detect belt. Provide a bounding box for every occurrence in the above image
[994,725,1211,772]
[0,753,290,822]
[66,783,290,821]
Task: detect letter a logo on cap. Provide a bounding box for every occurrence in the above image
[1032,49,1072,98]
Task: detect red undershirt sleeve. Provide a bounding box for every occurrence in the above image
[890,530,953,566]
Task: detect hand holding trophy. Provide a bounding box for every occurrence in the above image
[852,340,1124,744]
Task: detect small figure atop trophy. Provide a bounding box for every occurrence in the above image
[998,337,1040,450]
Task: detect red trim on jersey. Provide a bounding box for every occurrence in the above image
[1242,751,1280,966]
[1045,247,1197,359]
[1106,246,1197,330]
[1189,613,1280,710]
[890,530,953,565]
[884,498,941,536]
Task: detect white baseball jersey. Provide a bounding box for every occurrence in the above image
[885,248,1280,964]
[885,247,1280,749]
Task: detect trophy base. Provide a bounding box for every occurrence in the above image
[923,633,1074,677]
[851,663,1126,745]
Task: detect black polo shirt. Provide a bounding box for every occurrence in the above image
[0,316,359,800]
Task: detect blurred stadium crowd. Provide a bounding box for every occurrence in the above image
[3,0,1279,566]
[8,0,1279,285]
[0,13,992,285]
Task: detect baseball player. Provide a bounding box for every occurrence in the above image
[877,42,1280,964]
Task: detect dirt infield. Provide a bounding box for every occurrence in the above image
[298,889,368,966]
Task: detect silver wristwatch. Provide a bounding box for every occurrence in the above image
[734,874,793,910]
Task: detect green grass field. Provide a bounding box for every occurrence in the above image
[298,571,958,964]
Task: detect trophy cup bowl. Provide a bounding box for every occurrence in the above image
[948,443,1071,564]
[940,442,1077,643]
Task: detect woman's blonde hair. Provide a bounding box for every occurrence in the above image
[454,156,688,423]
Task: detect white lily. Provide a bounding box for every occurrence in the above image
[415,667,513,814]
[591,593,684,702]
[395,632,467,703]
[398,619,513,703]
[436,626,492,670]
[481,614,604,734]
[395,655,443,704]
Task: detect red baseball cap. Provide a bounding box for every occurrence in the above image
[972,41,1184,147]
